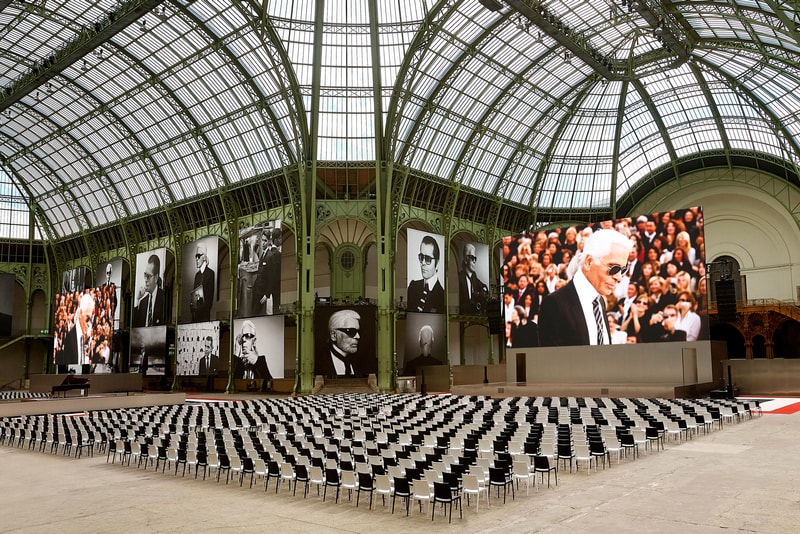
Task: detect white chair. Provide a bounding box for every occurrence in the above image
[462,473,489,511]
[374,474,392,507]
[574,443,594,472]
[512,459,534,494]
[280,461,296,493]
[341,470,358,502]
[308,466,325,498]
[412,479,433,514]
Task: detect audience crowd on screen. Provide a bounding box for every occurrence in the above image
[52,285,117,368]
[501,208,708,347]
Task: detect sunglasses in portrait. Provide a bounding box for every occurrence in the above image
[195,253,204,259]
[336,328,360,338]
[418,253,436,265]
[242,333,255,340]
[605,263,628,276]
[636,300,649,305]
[466,254,477,262]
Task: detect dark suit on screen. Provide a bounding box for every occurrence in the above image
[191,267,215,322]
[56,326,81,365]
[133,287,166,327]
[458,270,489,314]
[251,246,281,315]
[233,354,272,380]
[407,279,445,313]
[537,280,606,347]
[316,348,372,377]
[198,353,220,375]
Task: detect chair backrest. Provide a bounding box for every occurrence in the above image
[462,474,479,492]
[281,461,294,477]
[268,460,280,476]
[489,466,505,484]
[393,477,410,496]
[533,455,551,471]
[413,479,431,497]
[309,465,324,482]
[325,467,340,484]
[513,459,529,475]
[374,474,391,493]
[357,471,373,489]
[342,469,357,486]
[433,481,452,501]
[295,464,309,480]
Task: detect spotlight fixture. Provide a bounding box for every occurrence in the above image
[45,82,54,93]
[94,48,104,59]
[82,59,89,71]
[155,6,168,21]
[140,20,147,32]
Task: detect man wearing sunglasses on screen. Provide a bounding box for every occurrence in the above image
[407,234,445,313]
[316,309,366,377]
[233,319,273,390]
[538,228,633,347]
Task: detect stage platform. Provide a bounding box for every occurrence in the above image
[0,392,185,418]
[451,381,717,399]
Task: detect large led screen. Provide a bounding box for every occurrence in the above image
[406,229,446,314]
[176,321,221,376]
[232,315,285,386]
[180,236,219,324]
[131,325,167,375]
[500,207,708,348]
[457,241,490,315]
[314,305,377,377]
[401,312,447,376]
[133,249,167,327]
[53,285,117,374]
[95,258,124,330]
[237,220,282,317]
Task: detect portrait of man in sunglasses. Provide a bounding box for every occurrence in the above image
[406,232,445,313]
[314,309,366,377]
[538,229,633,347]
[233,319,273,388]
[458,242,489,315]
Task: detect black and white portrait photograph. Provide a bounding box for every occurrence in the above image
[95,258,125,330]
[180,236,219,324]
[61,266,89,294]
[457,240,490,315]
[133,248,167,328]
[406,228,446,314]
[176,321,221,376]
[237,220,282,318]
[130,325,167,375]
[401,312,447,376]
[314,306,377,377]
[232,315,284,384]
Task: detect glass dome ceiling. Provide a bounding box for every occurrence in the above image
[1,0,799,241]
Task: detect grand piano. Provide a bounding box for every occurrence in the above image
[51,374,90,397]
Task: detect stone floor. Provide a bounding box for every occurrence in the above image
[1,399,798,534]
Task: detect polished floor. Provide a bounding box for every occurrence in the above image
[1,397,798,534]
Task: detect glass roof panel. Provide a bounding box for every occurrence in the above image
[2,0,800,240]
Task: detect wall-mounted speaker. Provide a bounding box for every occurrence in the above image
[716,278,737,321]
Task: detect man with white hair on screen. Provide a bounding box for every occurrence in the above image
[538,228,633,347]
